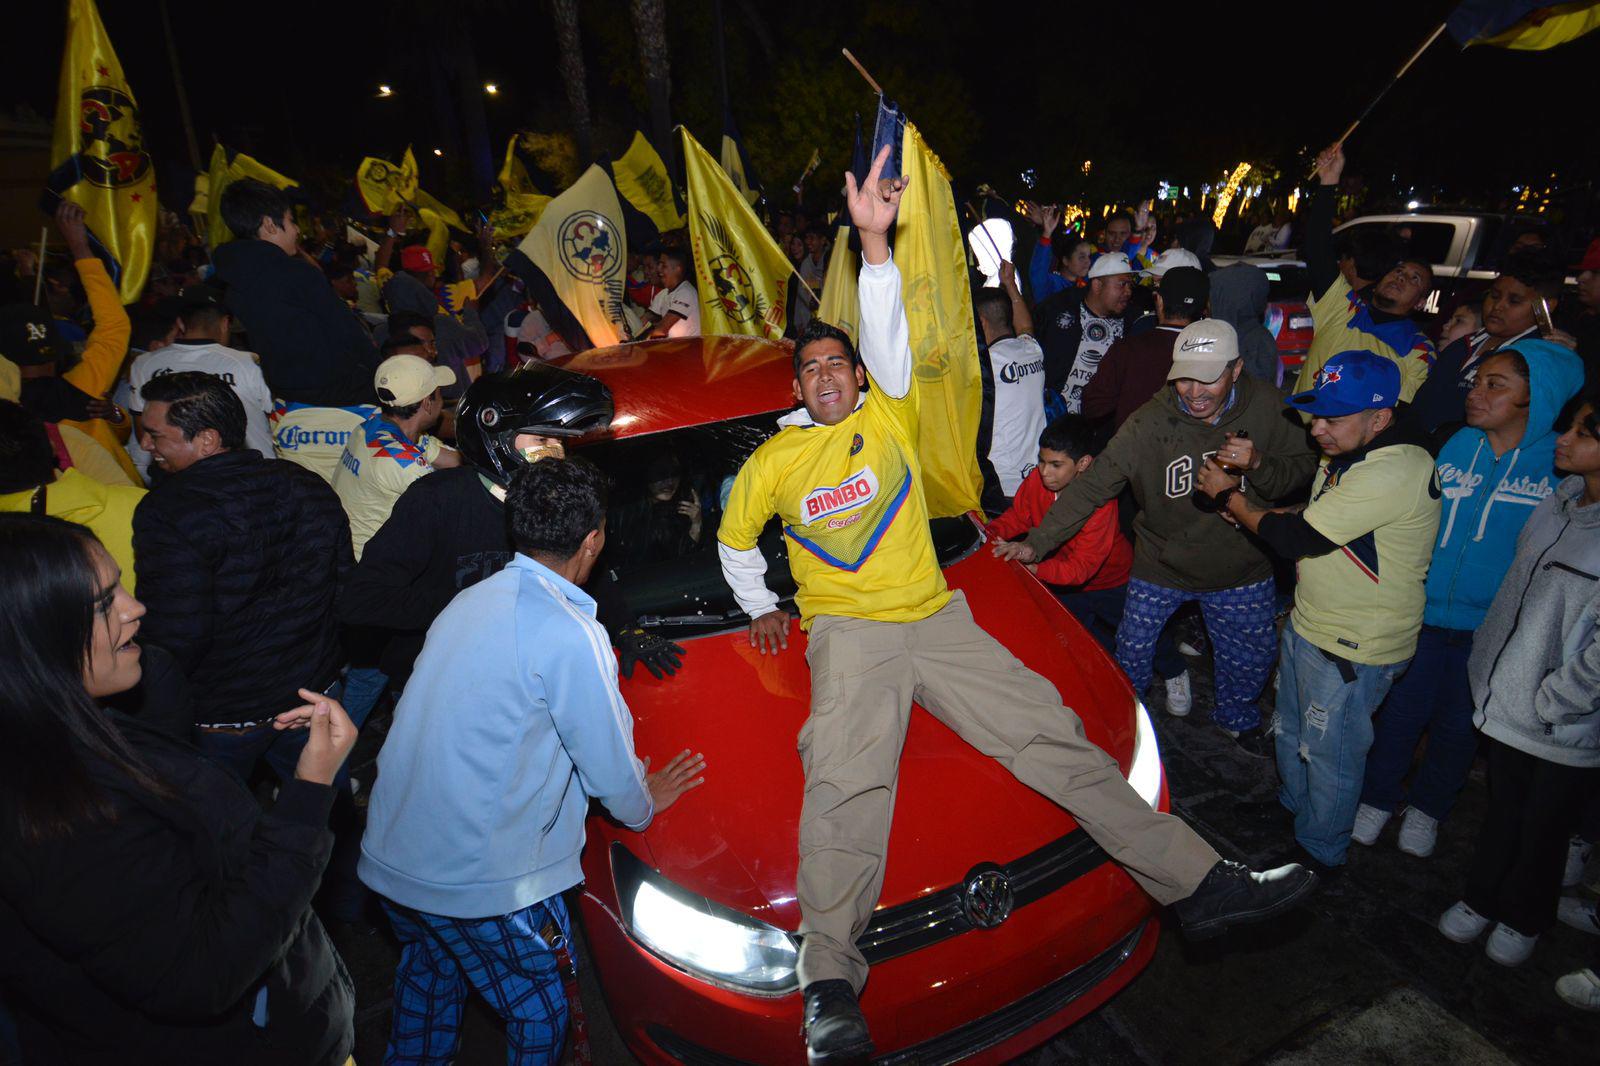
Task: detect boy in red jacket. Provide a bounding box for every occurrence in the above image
[987,415,1132,653]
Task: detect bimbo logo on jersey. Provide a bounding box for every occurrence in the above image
[803,466,880,522]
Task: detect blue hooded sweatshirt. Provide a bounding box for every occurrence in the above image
[1427,339,1585,631]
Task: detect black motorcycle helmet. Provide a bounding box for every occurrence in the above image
[456,363,615,483]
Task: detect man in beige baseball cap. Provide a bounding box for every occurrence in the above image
[335,355,461,560]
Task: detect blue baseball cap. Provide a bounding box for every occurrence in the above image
[1287,350,1401,416]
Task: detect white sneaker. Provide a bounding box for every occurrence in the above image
[1558,896,1600,936]
[1351,804,1391,846]
[1163,672,1193,717]
[1397,808,1438,857]
[1556,968,1600,1011]
[1485,922,1538,966]
[1438,901,1492,943]
[1563,835,1592,888]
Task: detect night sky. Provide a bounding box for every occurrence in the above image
[9,0,1600,216]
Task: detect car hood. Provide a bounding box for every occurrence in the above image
[613,521,1138,931]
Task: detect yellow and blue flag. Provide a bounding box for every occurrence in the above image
[719,112,761,207]
[614,131,684,232]
[815,223,857,344]
[514,163,636,347]
[1447,0,1600,49]
[46,0,156,302]
[356,148,419,215]
[887,105,983,517]
[681,127,791,341]
[491,136,552,239]
[205,144,297,249]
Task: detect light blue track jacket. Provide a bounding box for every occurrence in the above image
[359,554,653,918]
[1427,339,1584,631]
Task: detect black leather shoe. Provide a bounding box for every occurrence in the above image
[1171,859,1319,940]
[803,979,874,1065]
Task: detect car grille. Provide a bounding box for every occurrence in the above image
[645,921,1149,1066]
[857,828,1111,965]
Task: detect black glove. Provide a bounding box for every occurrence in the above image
[616,626,686,680]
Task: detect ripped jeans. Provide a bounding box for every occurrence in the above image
[1274,620,1408,867]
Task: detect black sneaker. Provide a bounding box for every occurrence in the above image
[1226,726,1275,759]
[803,979,874,1065]
[1171,859,1319,940]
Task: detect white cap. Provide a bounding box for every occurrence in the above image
[1166,319,1240,383]
[375,355,456,407]
[1086,251,1135,280]
[1141,248,1202,277]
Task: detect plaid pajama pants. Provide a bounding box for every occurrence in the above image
[380,895,572,1065]
[1115,576,1278,732]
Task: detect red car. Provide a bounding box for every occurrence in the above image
[563,335,1170,1064]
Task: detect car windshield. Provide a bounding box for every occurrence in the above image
[1260,264,1310,303]
[577,412,983,638]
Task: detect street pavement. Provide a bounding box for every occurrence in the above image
[338,631,1600,1064]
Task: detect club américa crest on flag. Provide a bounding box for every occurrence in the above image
[76,86,151,189]
[694,214,784,332]
[557,211,622,282]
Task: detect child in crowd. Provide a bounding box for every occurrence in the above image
[1438,392,1600,972]
[986,415,1132,653]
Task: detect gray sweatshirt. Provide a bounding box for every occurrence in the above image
[1471,476,1600,767]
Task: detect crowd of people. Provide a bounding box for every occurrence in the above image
[0,129,1597,1066]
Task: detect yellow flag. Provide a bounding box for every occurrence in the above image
[720,131,760,206]
[206,145,297,250]
[356,148,418,215]
[414,187,467,235]
[49,0,155,302]
[498,135,539,196]
[681,128,790,341]
[516,164,634,347]
[614,131,683,232]
[895,121,982,517]
[815,223,858,344]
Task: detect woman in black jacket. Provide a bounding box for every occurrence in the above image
[0,513,357,1065]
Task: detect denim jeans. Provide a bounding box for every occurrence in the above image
[1054,584,1186,681]
[342,665,390,727]
[1275,620,1407,866]
[1359,625,1477,821]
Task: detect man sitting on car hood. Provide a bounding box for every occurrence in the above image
[716,147,1320,1066]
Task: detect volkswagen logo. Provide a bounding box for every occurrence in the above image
[961,864,1014,929]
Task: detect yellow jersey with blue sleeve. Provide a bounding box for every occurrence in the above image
[717,255,950,629]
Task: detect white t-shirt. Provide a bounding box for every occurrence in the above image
[986,335,1048,496]
[1063,312,1124,414]
[648,281,701,338]
[127,341,275,477]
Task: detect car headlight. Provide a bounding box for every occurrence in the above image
[612,843,798,995]
[1128,700,1164,809]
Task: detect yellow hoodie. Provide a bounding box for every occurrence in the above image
[0,468,145,591]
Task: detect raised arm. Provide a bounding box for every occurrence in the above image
[848,145,912,399]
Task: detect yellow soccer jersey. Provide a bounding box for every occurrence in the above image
[719,386,950,629]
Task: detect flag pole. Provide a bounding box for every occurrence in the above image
[32,227,47,306]
[1310,20,1448,174]
[841,49,883,95]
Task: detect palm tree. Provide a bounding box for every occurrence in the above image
[551,0,595,162]
[629,0,673,156]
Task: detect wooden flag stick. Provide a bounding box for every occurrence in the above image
[842,49,883,95]
[1310,20,1447,175]
[32,227,47,306]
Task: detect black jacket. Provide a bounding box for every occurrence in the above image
[133,450,352,725]
[211,240,378,405]
[1033,286,1152,397]
[0,710,353,1065]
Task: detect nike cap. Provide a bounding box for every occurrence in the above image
[1166,319,1240,383]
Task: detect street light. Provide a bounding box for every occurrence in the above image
[484,82,499,95]
[377,84,393,97]
[433,148,444,157]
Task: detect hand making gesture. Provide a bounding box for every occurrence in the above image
[844,144,907,264]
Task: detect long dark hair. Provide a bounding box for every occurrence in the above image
[0,514,170,841]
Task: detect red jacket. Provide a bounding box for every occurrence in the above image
[986,468,1131,592]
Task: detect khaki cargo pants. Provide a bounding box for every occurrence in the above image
[796,591,1221,992]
